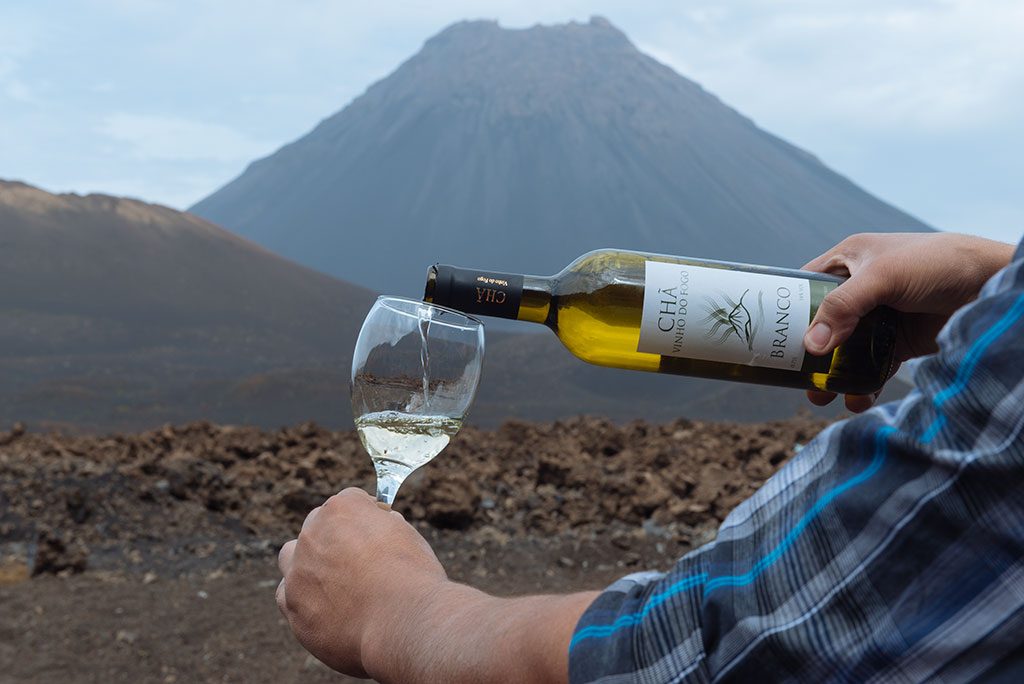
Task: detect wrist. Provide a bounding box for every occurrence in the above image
[361,577,480,683]
[362,580,592,684]
[957,233,1015,285]
[980,237,1016,274]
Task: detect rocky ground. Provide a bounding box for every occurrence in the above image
[0,414,829,683]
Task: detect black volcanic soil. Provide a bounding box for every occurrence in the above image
[0,415,829,683]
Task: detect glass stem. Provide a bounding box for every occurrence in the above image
[374,470,404,506]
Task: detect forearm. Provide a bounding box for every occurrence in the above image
[365,580,599,684]
[956,233,1015,289]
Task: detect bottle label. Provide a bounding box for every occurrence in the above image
[433,267,524,320]
[638,261,811,370]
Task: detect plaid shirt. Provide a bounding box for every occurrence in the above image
[570,238,1024,683]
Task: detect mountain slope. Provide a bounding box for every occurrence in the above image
[0,180,376,429]
[191,16,930,299]
[0,180,375,357]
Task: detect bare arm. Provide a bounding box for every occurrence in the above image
[276,488,597,683]
[367,582,597,683]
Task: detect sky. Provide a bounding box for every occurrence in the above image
[1,0,1021,243]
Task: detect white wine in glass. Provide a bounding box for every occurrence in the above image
[351,297,484,506]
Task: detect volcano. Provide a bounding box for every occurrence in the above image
[191,17,929,298]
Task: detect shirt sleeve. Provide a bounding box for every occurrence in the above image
[570,239,1024,683]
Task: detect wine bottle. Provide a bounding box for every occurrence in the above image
[423,249,898,395]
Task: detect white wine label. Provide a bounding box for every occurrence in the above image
[638,261,811,370]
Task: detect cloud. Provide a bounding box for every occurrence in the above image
[637,0,1024,133]
[0,55,37,104]
[56,172,230,210]
[0,9,37,61]
[98,113,272,163]
[4,79,35,104]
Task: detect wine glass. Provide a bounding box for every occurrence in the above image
[351,296,484,506]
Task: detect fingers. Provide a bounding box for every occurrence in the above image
[328,487,374,511]
[804,272,892,356]
[285,489,379,576]
[301,505,321,533]
[276,579,288,616]
[801,236,862,275]
[845,394,874,413]
[802,237,877,357]
[300,488,371,533]
[806,390,837,406]
[802,251,852,276]
[325,487,389,519]
[806,390,881,413]
[339,486,373,500]
[845,389,883,414]
[278,539,297,575]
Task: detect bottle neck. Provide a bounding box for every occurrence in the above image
[425,265,553,326]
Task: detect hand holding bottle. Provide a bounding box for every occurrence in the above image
[802,232,1015,412]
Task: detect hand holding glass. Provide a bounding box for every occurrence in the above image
[351,296,484,506]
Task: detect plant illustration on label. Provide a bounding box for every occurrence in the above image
[702,289,765,352]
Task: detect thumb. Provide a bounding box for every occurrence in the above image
[804,272,889,355]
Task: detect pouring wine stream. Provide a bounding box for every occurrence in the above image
[351,297,483,507]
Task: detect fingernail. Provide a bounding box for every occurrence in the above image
[806,322,832,351]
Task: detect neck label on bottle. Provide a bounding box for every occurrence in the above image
[434,267,524,320]
[638,261,810,371]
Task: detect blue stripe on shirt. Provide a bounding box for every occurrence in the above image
[570,289,1024,654]
[920,292,1024,444]
[570,425,894,649]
